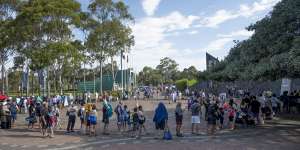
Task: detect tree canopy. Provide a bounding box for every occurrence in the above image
[202,0,300,81]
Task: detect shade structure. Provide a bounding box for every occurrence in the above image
[0,95,8,101]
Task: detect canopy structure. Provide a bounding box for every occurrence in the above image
[0,95,8,101]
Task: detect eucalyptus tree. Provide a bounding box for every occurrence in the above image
[86,0,134,94]
[0,0,20,93]
[13,0,83,95]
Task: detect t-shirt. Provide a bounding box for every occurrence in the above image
[132,112,139,124]
[68,107,77,116]
[191,103,201,116]
[207,104,217,120]
[251,100,261,114]
[10,104,18,114]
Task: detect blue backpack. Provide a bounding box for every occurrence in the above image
[107,104,113,118]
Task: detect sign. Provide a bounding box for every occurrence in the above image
[281,78,291,95]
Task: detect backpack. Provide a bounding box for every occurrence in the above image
[107,104,113,118]
[132,113,139,123]
[10,104,17,113]
[77,109,81,117]
[114,105,121,115]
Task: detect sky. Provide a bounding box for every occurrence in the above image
[76,0,281,72]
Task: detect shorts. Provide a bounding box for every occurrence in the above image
[11,113,17,121]
[207,118,216,125]
[90,116,97,125]
[191,116,200,124]
[176,116,183,125]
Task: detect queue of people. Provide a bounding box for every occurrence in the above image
[0,89,299,140]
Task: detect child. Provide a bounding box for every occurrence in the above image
[131,107,139,138]
[89,104,97,136]
[228,106,236,130]
[123,105,130,131]
[26,106,37,129]
[47,106,56,138]
[138,105,146,137]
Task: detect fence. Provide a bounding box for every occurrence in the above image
[194,78,300,96]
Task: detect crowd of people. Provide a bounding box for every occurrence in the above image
[0,89,299,140]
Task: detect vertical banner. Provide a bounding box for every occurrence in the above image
[21,60,29,90]
[281,78,291,95]
[38,69,44,87]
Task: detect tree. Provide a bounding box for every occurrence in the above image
[204,0,300,81]
[86,0,134,94]
[0,0,20,93]
[179,66,198,80]
[13,0,82,95]
[156,57,178,83]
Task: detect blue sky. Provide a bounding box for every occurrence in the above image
[76,0,281,71]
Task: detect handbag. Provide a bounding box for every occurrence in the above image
[163,129,172,140]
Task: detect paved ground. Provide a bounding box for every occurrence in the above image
[1,99,300,150]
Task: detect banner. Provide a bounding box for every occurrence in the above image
[21,61,29,90]
[281,78,291,95]
[38,69,44,86]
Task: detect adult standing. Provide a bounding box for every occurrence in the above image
[0,104,10,129]
[191,100,201,134]
[175,102,184,137]
[115,101,124,132]
[207,100,218,135]
[9,101,18,127]
[250,96,261,125]
[47,106,57,138]
[102,100,112,135]
[153,102,168,139]
[66,105,77,133]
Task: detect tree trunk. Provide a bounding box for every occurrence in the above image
[59,72,63,95]
[111,56,115,91]
[26,69,29,97]
[54,74,57,95]
[47,68,50,97]
[99,59,103,96]
[31,71,34,96]
[83,63,86,92]
[1,61,5,94]
[5,70,8,95]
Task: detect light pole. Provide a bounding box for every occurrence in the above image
[120,50,123,99]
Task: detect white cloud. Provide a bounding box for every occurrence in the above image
[204,38,233,52]
[142,0,162,16]
[131,0,280,71]
[199,9,239,28]
[188,30,199,35]
[217,29,254,38]
[131,11,200,71]
[197,0,280,28]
